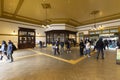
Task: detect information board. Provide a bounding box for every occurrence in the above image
[116,49,120,64]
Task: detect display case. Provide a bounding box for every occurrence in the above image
[18,27,35,49]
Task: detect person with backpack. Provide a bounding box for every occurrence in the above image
[8,40,17,51]
[96,37,105,60]
[60,41,64,53]
[7,40,14,62]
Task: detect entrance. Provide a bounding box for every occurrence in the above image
[18,27,36,49]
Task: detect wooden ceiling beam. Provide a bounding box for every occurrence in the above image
[1,0,4,17]
[13,0,24,17]
[0,0,1,17]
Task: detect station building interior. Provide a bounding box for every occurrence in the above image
[1,0,120,80]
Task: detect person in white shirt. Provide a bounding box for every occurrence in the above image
[85,40,91,57]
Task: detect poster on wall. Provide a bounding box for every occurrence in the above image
[116,49,120,64]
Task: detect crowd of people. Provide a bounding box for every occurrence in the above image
[79,37,105,59]
[46,37,119,60]
[79,37,120,60]
[0,38,119,63]
[50,39,75,55]
[0,40,16,63]
[39,37,116,59]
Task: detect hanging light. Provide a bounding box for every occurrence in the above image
[99,25,104,30]
[90,10,100,30]
[41,3,51,28]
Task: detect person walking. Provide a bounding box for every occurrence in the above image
[0,40,7,60]
[7,41,14,62]
[96,37,105,60]
[85,40,91,57]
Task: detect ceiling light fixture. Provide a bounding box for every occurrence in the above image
[41,3,51,28]
[90,10,100,30]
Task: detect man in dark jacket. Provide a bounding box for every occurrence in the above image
[7,41,14,62]
[117,39,120,49]
[96,37,105,59]
[79,40,85,56]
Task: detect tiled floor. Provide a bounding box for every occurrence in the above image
[0,46,120,80]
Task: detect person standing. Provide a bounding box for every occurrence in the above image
[51,40,56,54]
[65,40,71,53]
[117,39,120,49]
[79,40,85,56]
[92,39,97,51]
[7,41,14,62]
[96,37,105,60]
[0,40,7,60]
[60,41,64,53]
[104,39,109,49]
[54,40,60,55]
[39,41,43,48]
[85,40,91,57]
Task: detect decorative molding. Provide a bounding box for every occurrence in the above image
[76,18,120,30]
[49,18,81,26]
[36,36,45,37]
[0,34,18,36]
[2,7,120,27]
[80,12,120,26]
[0,34,45,37]
[2,14,42,25]
[0,18,43,28]
[3,11,43,23]
[3,12,81,27]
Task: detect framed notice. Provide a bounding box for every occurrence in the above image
[116,49,120,64]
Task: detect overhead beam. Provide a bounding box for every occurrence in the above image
[13,0,24,17]
[0,0,1,17]
[1,0,4,17]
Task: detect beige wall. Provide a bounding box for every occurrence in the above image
[0,20,46,48]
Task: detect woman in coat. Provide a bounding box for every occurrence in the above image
[0,40,7,60]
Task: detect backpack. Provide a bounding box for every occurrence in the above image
[96,40,104,49]
[12,44,17,51]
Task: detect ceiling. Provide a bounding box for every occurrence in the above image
[0,0,120,27]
